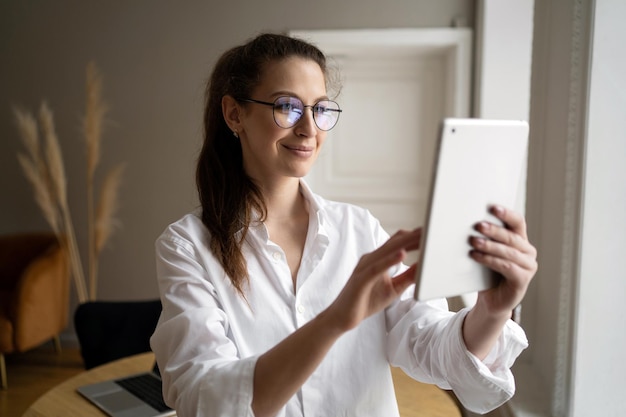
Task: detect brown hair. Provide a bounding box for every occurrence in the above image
[196,33,331,296]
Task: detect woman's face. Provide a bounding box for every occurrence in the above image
[237,57,329,186]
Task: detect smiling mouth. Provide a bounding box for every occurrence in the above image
[284,143,314,151]
[283,144,315,156]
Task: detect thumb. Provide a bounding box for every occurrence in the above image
[391,265,417,294]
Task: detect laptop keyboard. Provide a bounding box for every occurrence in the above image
[115,374,172,412]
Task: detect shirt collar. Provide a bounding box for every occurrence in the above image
[299,179,329,239]
[246,179,329,243]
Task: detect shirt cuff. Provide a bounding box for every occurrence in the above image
[448,308,529,413]
[196,355,258,417]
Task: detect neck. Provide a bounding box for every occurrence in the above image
[262,178,305,221]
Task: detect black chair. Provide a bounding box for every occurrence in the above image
[74,299,162,369]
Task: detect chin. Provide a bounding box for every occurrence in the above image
[285,163,314,179]
[289,171,309,180]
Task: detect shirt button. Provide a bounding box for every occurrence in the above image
[297,304,305,314]
[272,252,282,261]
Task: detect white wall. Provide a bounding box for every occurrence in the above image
[573,0,626,414]
[512,0,626,416]
[474,0,534,120]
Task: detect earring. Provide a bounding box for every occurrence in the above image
[233,131,239,138]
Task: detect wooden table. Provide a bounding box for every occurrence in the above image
[22,352,156,417]
[23,353,460,417]
[391,367,462,417]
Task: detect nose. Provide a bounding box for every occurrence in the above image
[294,106,318,136]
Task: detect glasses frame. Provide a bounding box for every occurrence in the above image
[237,96,342,131]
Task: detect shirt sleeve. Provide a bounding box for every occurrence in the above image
[149,231,256,417]
[385,294,528,414]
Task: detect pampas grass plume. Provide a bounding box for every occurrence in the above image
[95,164,125,253]
[17,154,61,234]
[14,109,39,160]
[14,108,61,233]
[39,102,68,209]
[85,61,107,180]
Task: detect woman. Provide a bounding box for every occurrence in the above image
[150,33,537,417]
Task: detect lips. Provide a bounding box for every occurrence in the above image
[283,144,315,157]
[284,144,314,152]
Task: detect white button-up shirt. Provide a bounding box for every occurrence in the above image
[150,181,528,417]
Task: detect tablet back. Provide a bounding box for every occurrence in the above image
[413,118,529,301]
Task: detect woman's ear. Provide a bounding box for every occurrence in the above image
[222,95,242,135]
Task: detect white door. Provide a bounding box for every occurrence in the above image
[292,29,472,262]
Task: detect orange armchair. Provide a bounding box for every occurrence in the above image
[0,232,70,389]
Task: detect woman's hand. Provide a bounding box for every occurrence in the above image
[469,205,538,314]
[464,205,538,359]
[326,228,422,332]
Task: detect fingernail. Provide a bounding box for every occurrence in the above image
[491,205,504,215]
[474,222,489,232]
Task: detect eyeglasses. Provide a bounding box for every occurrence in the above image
[237,96,342,131]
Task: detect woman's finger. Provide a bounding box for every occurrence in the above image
[469,249,524,276]
[474,217,535,257]
[469,236,536,271]
[489,205,528,239]
[363,228,421,264]
[391,263,418,293]
[355,247,406,280]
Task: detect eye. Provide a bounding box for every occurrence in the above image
[275,102,294,113]
[313,104,329,114]
[274,97,302,115]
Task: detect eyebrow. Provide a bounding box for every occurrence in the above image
[269,91,330,103]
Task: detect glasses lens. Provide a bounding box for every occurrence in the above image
[312,100,341,131]
[271,96,341,131]
[273,97,303,128]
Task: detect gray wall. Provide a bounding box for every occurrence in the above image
[0,1,474,309]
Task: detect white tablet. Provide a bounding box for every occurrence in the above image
[413,118,529,301]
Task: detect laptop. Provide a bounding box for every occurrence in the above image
[77,360,176,417]
[413,118,529,301]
